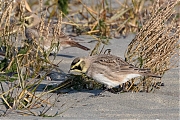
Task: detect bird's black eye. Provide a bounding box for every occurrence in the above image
[116,58,120,61]
[72,61,85,71]
[71,57,80,66]
[73,65,82,71]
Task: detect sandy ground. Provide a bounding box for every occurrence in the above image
[1,34,179,119]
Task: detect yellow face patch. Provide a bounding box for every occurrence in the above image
[70,58,88,73]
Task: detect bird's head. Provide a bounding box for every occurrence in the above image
[69,57,90,74]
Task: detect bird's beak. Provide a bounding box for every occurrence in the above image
[68,69,82,75]
[68,69,71,73]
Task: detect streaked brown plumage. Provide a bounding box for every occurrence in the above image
[24,14,90,52]
[69,54,161,89]
[25,27,90,52]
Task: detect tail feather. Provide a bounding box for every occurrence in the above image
[139,68,161,78]
[60,32,90,51]
[72,42,90,51]
[65,41,90,51]
[145,73,162,78]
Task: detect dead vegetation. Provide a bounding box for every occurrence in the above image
[0,0,179,117]
[0,0,64,116]
[124,0,180,92]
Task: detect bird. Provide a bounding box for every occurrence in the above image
[24,14,90,53]
[69,54,161,92]
[25,26,90,52]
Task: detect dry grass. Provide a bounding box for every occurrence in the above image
[124,0,180,92]
[66,0,147,37]
[62,0,180,55]
[0,0,64,116]
[0,0,179,117]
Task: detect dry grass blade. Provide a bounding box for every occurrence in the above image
[0,0,65,116]
[124,1,180,92]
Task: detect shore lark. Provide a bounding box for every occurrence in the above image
[25,27,90,52]
[69,54,161,89]
[24,14,90,53]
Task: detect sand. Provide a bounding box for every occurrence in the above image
[0,34,179,119]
